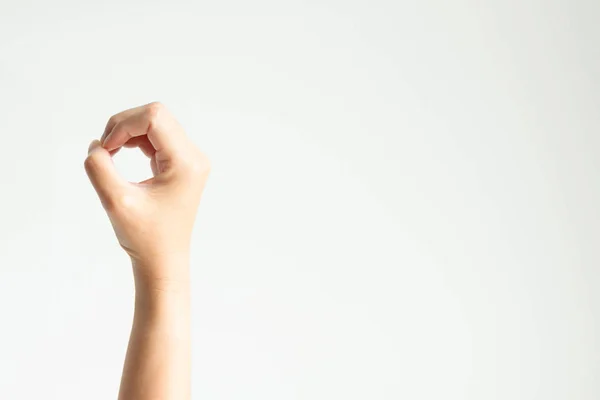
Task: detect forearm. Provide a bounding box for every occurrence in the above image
[118,260,191,400]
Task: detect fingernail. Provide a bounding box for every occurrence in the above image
[102,131,113,149]
[88,140,101,155]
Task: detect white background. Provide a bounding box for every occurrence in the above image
[0,0,598,399]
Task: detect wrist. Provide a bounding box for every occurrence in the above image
[133,276,191,323]
[131,256,191,307]
[131,252,190,284]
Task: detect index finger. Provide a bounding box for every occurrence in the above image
[102,102,187,153]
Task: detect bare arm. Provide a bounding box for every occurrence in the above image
[84,102,210,399]
[118,261,191,399]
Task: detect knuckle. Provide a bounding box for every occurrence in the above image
[107,114,120,128]
[145,101,165,121]
[104,191,135,214]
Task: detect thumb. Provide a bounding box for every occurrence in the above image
[84,140,127,210]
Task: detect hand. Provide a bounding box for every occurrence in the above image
[84,102,210,288]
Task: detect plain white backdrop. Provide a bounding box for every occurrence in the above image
[0,0,598,398]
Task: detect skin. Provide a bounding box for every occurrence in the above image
[84,102,210,400]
